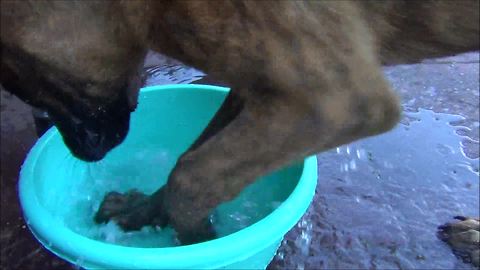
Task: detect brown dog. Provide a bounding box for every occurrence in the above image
[1,0,478,263]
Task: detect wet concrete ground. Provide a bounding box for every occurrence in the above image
[1,51,479,269]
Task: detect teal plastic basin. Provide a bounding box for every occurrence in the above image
[18,84,318,269]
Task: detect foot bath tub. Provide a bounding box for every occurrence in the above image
[19,84,318,269]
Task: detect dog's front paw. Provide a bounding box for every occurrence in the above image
[94,189,168,231]
[438,216,480,267]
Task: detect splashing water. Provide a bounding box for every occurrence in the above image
[53,146,179,247]
[50,140,293,248]
[143,56,205,86]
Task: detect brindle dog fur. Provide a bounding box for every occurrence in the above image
[1,0,479,264]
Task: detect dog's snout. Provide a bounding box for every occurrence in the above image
[54,100,131,162]
[85,129,101,145]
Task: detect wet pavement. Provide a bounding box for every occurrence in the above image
[1,51,479,269]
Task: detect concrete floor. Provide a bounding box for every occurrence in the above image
[1,89,72,269]
[1,52,478,269]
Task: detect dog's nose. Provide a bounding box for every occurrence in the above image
[85,129,101,146]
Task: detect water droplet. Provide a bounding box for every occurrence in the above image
[349,160,357,170]
[271,201,282,210]
[75,256,85,269]
[383,161,394,169]
[276,251,285,260]
[436,143,455,155]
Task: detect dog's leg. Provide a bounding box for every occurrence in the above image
[97,74,399,244]
[96,2,402,244]
[96,67,400,244]
[162,74,400,243]
[95,90,245,233]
